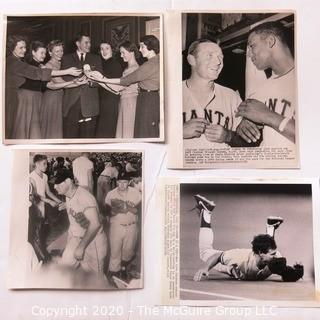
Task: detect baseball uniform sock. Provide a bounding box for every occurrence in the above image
[266,216,284,237]
[200,209,212,228]
[194,194,216,212]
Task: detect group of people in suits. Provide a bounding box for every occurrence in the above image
[5,33,160,140]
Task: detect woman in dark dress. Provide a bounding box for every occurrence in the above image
[5,35,82,139]
[95,42,123,138]
[12,41,49,139]
[88,35,160,138]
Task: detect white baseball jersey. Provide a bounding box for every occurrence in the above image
[105,186,142,224]
[63,186,107,273]
[100,165,119,179]
[182,80,242,149]
[249,69,296,147]
[221,248,281,280]
[72,156,93,188]
[66,186,102,237]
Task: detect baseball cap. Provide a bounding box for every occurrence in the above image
[53,169,74,185]
[118,173,131,181]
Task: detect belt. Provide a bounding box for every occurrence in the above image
[100,175,111,178]
[78,117,92,123]
[120,222,136,227]
[139,88,159,93]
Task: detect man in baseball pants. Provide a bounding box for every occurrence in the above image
[105,176,142,282]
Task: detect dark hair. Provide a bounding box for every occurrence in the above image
[188,39,215,56]
[251,234,277,254]
[100,41,114,50]
[119,41,141,61]
[7,35,27,53]
[33,154,47,164]
[30,40,46,53]
[140,35,160,54]
[56,156,64,163]
[75,34,90,43]
[47,39,64,53]
[249,21,291,47]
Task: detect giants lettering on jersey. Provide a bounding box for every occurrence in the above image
[265,98,292,117]
[183,108,231,129]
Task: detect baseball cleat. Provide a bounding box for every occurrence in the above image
[267,216,284,229]
[194,194,216,212]
[112,275,129,289]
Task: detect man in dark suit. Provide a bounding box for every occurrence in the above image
[61,34,102,138]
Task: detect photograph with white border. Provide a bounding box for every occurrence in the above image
[167,12,299,169]
[3,13,164,144]
[160,177,320,307]
[8,149,144,290]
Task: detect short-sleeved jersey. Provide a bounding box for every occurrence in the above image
[72,156,94,188]
[249,69,296,147]
[66,186,101,237]
[100,166,119,179]
[105,186,142,224]
[29,170,48,216]
[221,248,281,280]
[182,80,242,149]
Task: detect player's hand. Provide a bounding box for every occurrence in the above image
[183,118,209,139]
[48,199,59,207]
[111,199,127,214]
[236,119,261,143]
[74,212,90,229]
[193,268,209,281]
[126,201,138,214]
[58,201,66,211]
[204,124,231,143]
[66,67,82,77]
[228,264,244,280]
[74,246,85,261]
[236,99,276,127]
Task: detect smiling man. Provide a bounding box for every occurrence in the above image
[182,39,243,149]
[61,33,102,138]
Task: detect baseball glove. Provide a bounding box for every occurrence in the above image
[111,198,128,213]
[281,264,304,282]
[267,257,287,275]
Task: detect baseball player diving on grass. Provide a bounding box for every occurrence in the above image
[193,194,303,282]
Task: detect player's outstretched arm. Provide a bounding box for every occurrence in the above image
[236,99,295,143]
[193,251,223,281]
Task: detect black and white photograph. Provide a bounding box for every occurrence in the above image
[168,12,298,169]
[3,14,163,144]
[179,182,315,303]
[8,150,143,290]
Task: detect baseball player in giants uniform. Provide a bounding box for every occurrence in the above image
[193,195,283,281]
[54,171,107,274]
[236,21,296,147]
[105,176,142,281]
[183,39,246,150]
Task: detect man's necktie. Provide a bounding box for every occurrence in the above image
[80,53,84,62]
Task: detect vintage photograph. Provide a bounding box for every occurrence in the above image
[180,182,314,302]
[160,177,320,306]
[172,12,298,168]
[3,14,163,143]
[8,150,143,290]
